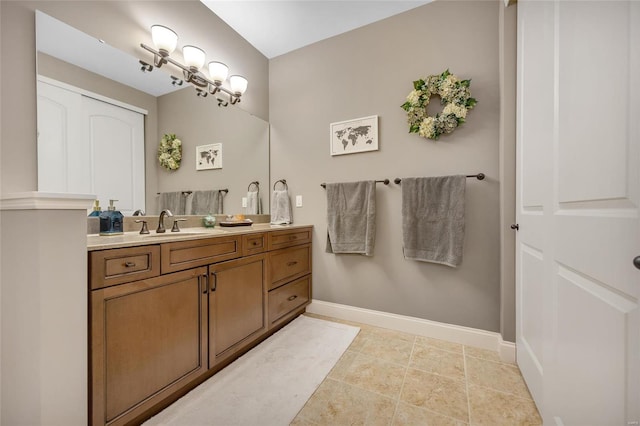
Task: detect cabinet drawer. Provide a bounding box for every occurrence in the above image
[268,275,311,326]
[242,232,266,256]
[161,235,241,274]
[268,244,311,290]
[267,227,312,250]
[90,245,160,290]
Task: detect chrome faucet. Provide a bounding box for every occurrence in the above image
[132,209,146,216]
[157,209,173,233]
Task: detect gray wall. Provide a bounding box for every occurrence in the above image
[0,0,269,195]
[270,0,506,333]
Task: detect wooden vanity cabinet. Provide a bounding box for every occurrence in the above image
[91,266,208,426]
[208,254,267,367]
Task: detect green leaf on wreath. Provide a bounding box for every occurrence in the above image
[461,79,471,87]
[413,79,425,90]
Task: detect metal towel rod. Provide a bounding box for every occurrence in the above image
[273,179,288,190]
[247,181,259,191]
[393,174,485,184]
[321,179,390,188]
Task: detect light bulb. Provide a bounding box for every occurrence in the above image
[229,75,248,95]
[151,25,177,55]
[208,61,229,83]
[183,45,206,71]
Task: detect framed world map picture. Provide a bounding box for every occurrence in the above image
[196,143,222,170]
[330,115,378,156]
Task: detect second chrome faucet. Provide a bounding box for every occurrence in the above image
[157,209,173,233]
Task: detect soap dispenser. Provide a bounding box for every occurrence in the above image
[88,199,102,217]
[99,199,124,236]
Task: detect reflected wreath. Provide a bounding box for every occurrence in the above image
[158,133,182,171]
[401,69,477,140]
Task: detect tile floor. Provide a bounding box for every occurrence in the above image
[293,314,541,426]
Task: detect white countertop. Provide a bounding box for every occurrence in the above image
[87,223,313,251]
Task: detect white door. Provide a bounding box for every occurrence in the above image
[83,97,145,216]
[516,1,639,424]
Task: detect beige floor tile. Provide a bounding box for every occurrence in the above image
[328,349,359,380]
[468,385,542,426]
[464,346,503,363]
[410,345,465,381]
[465,356,532,399]
[392,402,468,426]
[369,326,416,343]
[400,368,469,422]
[342,354,407,399]
[416,336,464,354]
[360,333,414,366]
[294,378,395,426]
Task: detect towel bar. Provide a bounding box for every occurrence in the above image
[273,179,288,190]
[247,181,259,191]
[394,174,485,184]
[156,191,193,196]
[320,179,389,188]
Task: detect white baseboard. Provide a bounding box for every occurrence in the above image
[307,299,516,364]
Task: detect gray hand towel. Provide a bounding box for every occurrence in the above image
[270,190,292,224]
[190,190,223,215]
[325,181,376,256]
[246,190,261,215]
[158,191,186,215]
[401,175,466,267]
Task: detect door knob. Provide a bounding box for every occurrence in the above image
[634,256,640,270]
[510,224,519,231]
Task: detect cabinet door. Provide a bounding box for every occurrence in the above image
[209,254,267,366]
[91,267,208,426]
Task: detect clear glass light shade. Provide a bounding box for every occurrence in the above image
[208,61,229,83]
[151,25,178,55]
[183,45,206,70]
[229,75,248,95]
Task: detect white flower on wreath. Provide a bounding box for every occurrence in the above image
[158,133,182,171]
[401,69,477,140]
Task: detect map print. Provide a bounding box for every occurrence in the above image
[330,115,378,156]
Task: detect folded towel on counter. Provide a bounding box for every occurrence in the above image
[401,175,466,267]
[270,190,293,224]
[325,181,376,256]
[190,190,224,215]
[246,190,262,215]
[158,191,186,215]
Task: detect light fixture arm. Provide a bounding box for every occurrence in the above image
[140,43,243,105]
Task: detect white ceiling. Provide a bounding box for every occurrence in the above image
[200,1,432,59]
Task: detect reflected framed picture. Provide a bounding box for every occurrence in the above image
[196,143,222,170]
[330,115,378,156]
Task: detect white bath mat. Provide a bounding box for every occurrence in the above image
[144,315,359,426]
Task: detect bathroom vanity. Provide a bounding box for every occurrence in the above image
[88,224,312,426]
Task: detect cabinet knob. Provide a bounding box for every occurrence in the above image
[510,224,519,231]
[634,256,640,270]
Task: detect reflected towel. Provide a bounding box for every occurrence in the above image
[158,191,186,215]
[401,175,466,267]
[270,190,292,224]
[246,190,262,215]
[190,190,224,215]
[325,181,376,256]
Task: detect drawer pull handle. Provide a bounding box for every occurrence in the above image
[287,295,298,301]
[124,261,136,267]
[287,261,298,267]
[252,241,259,246]
[289,236,297,240]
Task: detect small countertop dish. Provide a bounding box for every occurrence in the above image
[87,223,312,251]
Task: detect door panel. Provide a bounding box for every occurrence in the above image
[517,1,639,424]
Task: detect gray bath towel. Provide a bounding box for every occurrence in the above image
[190,190,224,215]
[270,190,292,224]
[158,191,186,215]
[325,181,376,256]
[401,175,466,267]
[246,190,262,214]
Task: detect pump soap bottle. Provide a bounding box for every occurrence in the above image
[88,200,102,217]
[99,199,124,235]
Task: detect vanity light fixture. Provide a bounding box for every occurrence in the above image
[140,25,248,106]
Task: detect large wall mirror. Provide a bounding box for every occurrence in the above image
[35,11,270,216]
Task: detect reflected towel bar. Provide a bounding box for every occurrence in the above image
[321,179,390,189]
[393,174,485,184]
[274,179,288,190]
[156,191,193,196]
[247,181,259,191]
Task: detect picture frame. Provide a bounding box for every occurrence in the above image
[330,115,378,156]
[195,143,222,170]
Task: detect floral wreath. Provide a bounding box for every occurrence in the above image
[401,70,477,140]
[158,133,182,171]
